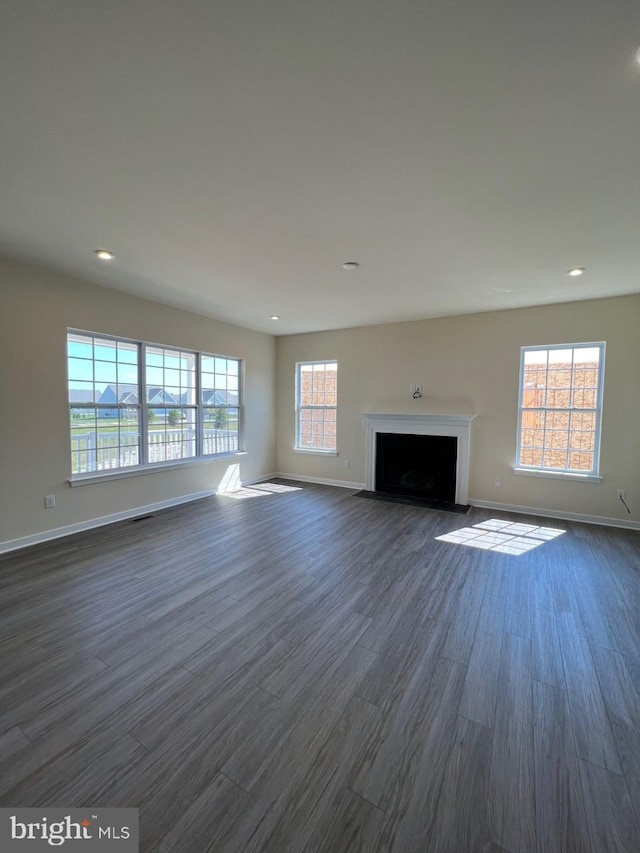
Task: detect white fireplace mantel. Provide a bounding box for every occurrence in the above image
[361,412,476,505]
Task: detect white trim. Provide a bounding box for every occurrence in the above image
[276,472,365,490]
[293,448,339,457]
[513,467,602,483]
[0,490,216,555]
[361,412,476,505]
[240,473,279,486]
[469,499,639,531]
[69,452,248,487]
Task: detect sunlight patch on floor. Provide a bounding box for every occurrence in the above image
[249,482,303,493]
[221,487,271,500]
[219,481,303,500]
[436,518,565,555]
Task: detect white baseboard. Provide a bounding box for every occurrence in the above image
[0,490,216,556]
[241,472,279,486]
[276,472,365,490]
[469,499,640,531]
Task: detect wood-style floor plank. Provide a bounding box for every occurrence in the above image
[459,629,503,729]
[487,633,536,853]
[532,680,589,853]
[1,480,639,852]
[590,645,640,820]
[557,610,622,773]
[428,714,493,852]
[578,757,640,853]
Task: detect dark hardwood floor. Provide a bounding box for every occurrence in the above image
[1,480,639,852]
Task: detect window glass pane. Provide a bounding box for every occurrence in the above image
[94,361,117,385]
[94,341,117,362]
[70,406,96,423]
[68,334,93,360]
[181,368,196,389]
[146,366,164,388]
[164,368,180,388]
[523,349,547,366]
[520,448,543,467]
[548,348,572,365]
[574,347,600,364]
[146,348,163,367]
[542,449,567,469]
[148,408,197,462]
[117,362,138,387]
[201,384,215,403]
[68,380,97,403]
[300,366,315,406]
[68,357,93,382]
[117,342,138,364]
[203,407,239,455]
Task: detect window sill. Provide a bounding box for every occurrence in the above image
[294,448,338,457]
[69,451,248,487]
[512,467,602,483]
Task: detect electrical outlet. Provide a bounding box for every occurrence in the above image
[343,459,350,468]
[617,489,626,501]
[44,495,56,509]
[494,477,502,487]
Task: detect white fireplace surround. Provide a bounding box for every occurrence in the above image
[361,412,476,505]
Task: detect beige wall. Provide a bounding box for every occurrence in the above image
[276,295,640,523]
[0,259,276,547]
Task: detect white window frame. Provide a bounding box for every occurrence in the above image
[515,341,605,480]
[295,360,338,455]
[67,329,243,482]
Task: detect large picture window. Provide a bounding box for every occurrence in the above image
[295,360,337,452]
[517,343,605,476]
[67,331,242,476]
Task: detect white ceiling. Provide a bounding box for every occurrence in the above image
[1,1,639,335]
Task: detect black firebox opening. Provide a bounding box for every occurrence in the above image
[375,433,457,504]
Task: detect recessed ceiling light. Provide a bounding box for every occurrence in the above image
[95,249,115,261]
[342,261,359,270]
[567,267,585,277]
[270,315,280,320]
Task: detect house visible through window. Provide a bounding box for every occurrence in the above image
[517,343,605,476]
[296,361,337,452]
[67,331,242,476]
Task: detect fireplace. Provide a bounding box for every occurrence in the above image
[376,433,457,503]
[361,412,476,506]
